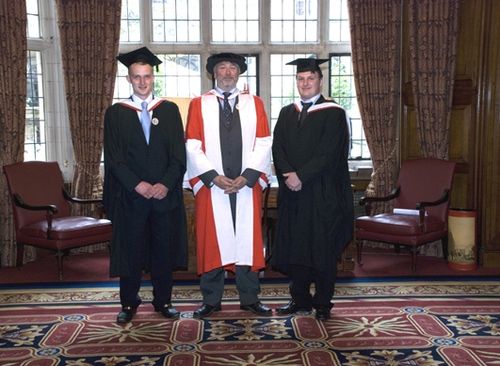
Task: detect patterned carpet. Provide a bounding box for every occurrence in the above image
[1,277,499,366]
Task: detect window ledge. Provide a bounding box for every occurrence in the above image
[349,160,373,180]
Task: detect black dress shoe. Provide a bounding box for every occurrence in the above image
[193,303,221,319]
[276,300,312,315]
[315,307,331,321]
[117,306,138,324]
[240,301,272,316]
[154,303,180,319]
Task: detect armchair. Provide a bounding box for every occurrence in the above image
[3,161,112,280]
[355,158,456,272]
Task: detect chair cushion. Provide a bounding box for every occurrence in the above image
[20,216,112,240]
[356,213,445,236]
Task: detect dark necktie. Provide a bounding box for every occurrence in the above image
[222,92,232,128]
[298,101,313,126]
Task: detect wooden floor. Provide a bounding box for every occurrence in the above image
[0,248,498,285]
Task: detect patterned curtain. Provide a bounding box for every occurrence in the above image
[408,0,460,159]
[348,0,402,212]
[55,0,121,211]
[0,2,31,266]
[408,0,459,256]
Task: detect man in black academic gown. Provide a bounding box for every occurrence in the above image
[103,47,188,324]
[271,58,354,320]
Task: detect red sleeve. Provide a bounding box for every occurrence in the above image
[254,96,271,138]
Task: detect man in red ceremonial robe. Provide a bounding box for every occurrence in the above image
[186,53,272,318]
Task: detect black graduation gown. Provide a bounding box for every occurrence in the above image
[103,99,188,277]
[271,96,354,274]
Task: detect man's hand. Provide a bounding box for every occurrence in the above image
[135,182,169,199]
[135,181,154,199]
[211,175,248,194]
[225,175,247,194]
[213,175,234,192]
[283,172,302,192]
[151,183,168,199]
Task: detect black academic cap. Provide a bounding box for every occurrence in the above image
[116,47,162,69]
[206,53,247,74]
[286,58,329,73]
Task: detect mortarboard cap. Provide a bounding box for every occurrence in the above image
[116,47,162,70]
[286,57,329,73]
[206,53,247,75]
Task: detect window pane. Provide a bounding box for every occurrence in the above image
[25,51,46,161]
[224,21,236,42]
[224,0,236,19]
[158,54,202,97]
[165,20,177,41]
[152,0,200,42]
[235,21,247,42]
[128,20,141,42]
[270,21,281,42]
[212,20,224,41]
[270,0,317,43]
[237,55,258,95]
[26,0,40,38]
[330,54,369,159]
[269,53,314,130]
[305,20,317,42]
[294,21,306,42]
[177,0,188,19]
[212,0,259,42]
[177,21,189,42]
[188,20,200,42]
[114,54,202,101]
[329,0,350,42]
[121,0,141,42]
[282,21,294,42]
[153,20,166,41]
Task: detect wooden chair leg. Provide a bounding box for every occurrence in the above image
[411,246,417,272]
[339,241,356,272]
[16,243,24,268]
[267,221,275,262]
[56,250,64,280]
[356,239,363,264]
[442,235,449,259]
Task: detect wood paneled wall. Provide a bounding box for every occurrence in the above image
[401,0,500,267]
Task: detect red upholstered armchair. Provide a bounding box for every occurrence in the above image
[355,158,456,272]
[3,161,112,280]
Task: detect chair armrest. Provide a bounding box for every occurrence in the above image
[62,188,103,204]
[62,188,108,218]
[13,193,57,237]
[415,189,450,230]
[359,187,400,215]
[13,193,58,214]
[416,189,450,210]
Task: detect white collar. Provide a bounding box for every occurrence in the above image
[131,94,153,105]
[300,94,321,105]
[214,87,239,100]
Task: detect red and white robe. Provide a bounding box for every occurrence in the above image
[185,90,272,275]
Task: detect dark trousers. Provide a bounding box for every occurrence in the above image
[120,200,174,309]
[288,261,337,309]
[200,266,261,306]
